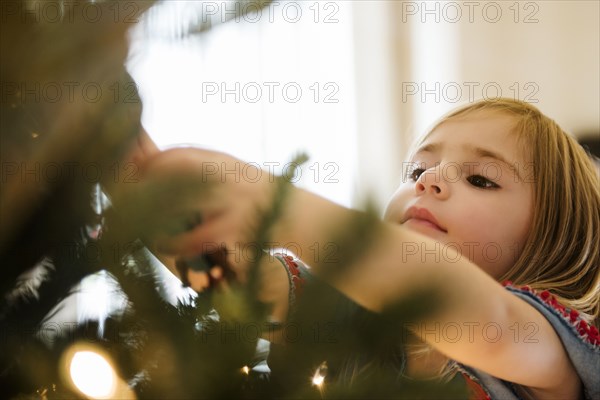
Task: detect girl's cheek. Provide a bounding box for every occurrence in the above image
[382,200,398,222]
[382,211,396,223]
[383,189,409,223]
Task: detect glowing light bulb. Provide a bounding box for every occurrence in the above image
[312,374,324,386]
[312,361,328,387]
[69,350,116,399]
[241,365,250,375]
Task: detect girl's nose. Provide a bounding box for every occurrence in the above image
[415,167,450,199]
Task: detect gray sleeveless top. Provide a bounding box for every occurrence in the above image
[457,284,599,400]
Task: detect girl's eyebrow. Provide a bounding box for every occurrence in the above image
[463,145,524,181]
[414,142,440,154]
[465,145,512,166]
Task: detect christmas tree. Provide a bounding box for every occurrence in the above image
[1,1,467,398]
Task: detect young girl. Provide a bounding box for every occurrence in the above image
[134,99,599,399]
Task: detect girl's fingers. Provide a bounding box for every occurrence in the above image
[211,266,232,293]
[154,213,251,283]
[186,266,231,293]
[187,270,211,292]
[209,266,224,281]
[155,217,224,258]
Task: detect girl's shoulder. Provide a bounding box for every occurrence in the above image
[458,282,600,400]
[501,282,599,349]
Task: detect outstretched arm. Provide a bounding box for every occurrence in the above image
[138,147,580,399]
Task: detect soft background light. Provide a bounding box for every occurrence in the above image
[128,0,358,209]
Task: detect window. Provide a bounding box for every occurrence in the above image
[128,0,358,207]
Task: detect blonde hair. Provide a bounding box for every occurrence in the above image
[418,98,600,325]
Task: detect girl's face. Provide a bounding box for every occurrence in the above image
[384,111,534,279]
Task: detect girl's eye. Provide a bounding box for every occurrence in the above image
[409,168,426,182]
[467,175,499,189]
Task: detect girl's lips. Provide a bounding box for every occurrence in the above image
[401,207,447,232]
[404,218,446,233]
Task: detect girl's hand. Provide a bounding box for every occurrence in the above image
[153,147,275,279]
[118,146,286,288]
